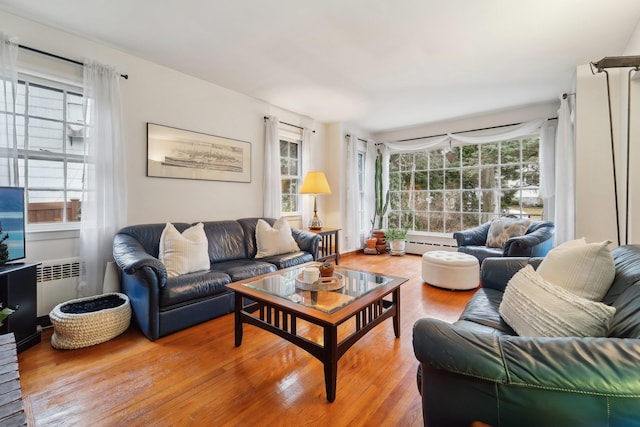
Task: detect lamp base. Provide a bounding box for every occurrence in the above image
[308,215,323,230]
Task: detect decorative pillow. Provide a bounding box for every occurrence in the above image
[159,223,210,278]
[536,238,615,301]
[499,265,616,337]
[485,218,531,248]
[255,217,300,258]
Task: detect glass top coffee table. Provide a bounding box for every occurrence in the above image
[226,263,408,402]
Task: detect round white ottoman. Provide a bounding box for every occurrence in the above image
[421,251,479,290]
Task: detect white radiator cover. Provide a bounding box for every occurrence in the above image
[36,257,80,317]
[405,232,458,255]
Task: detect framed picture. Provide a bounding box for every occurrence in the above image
[146,123,251,183]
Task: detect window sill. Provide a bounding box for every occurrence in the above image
[26,224,80,242]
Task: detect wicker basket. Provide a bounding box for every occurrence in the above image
[50,293,131,350]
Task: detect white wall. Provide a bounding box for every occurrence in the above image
[575,17,640,245]
[1,11,326,314]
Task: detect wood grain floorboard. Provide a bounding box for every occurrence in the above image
[17,252,474,426]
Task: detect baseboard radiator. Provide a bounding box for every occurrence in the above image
[405,232,458,255]
[36,257,80,318]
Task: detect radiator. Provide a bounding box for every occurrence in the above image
[405,232,458,255]
[36,257,80,317]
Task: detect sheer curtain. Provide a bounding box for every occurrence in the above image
[263,116,281,218]
[553,95,575,244]
[539,119,558,222]
[0,33,19,186]
[363,140,376,236]
[301,128,313,227]
[79,60,127,297]
[344,135,360,251]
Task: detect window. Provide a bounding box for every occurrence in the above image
[387,137,541,234]
[279,131,302,214]
[0,75,85,226]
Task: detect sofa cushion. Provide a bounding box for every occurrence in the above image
[160,270,232,308]
[536,238,615,301]
[259,251,314,269]
[159,223,210,278]
[202,220,248,262]
[459,288,516,334]
[255,217,300,258]
[210,259,278,282]
[499,265,616,337]
[485,218,531,249]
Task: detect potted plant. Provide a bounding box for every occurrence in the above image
[370,147,390,253]
[386,229,408,256]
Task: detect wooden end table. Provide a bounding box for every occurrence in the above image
[226,263,407,402]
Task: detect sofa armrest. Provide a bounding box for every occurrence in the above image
[503,226,554,256]
[113,233,167,287]
[453,222,491,247]
[413,318,640,395]
[480,257,542,292]
[291,229,321,259]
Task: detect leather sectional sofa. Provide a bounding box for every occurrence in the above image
[113,217,320,340]
[413,245,640,426]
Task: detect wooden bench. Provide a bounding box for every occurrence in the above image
[0,333,26,426]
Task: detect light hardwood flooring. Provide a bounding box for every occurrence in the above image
[18,252,475,427]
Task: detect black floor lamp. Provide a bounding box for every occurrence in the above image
[590,56,640,246]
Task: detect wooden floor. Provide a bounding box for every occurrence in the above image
[17,253,475,427]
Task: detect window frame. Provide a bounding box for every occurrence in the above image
[387,135,541,235]
[1,73,86,231]
[278,126,303,217]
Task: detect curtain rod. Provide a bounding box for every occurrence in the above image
[263,116,315,133]
[393,117,558,143]
[345,134,367,143]
[18,44,129,80]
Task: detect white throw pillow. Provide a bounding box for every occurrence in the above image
[159,223,210,278]
[255,217,300,258]
[485,218,531,249]
[499,265,616,337]
[536,238,615,301]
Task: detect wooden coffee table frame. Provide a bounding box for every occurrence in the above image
[226,267,407,402]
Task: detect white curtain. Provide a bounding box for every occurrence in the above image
[384,119,546,153]
[344,135,360,251]
[363,140,376,236]
[79,60,127,297]
[553,95,575,244]
[301,128,313,227]
[0,33,19,186]
[539,119,558,222]
[263,116,281,219]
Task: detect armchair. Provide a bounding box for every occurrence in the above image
[453,219,554,264]
[412,245,640,427]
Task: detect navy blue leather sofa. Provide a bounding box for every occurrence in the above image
[113,217,320,340]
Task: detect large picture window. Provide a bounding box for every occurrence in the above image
[0,76,85,225]
[387,136,541,234]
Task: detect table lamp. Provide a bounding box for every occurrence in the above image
[300,171,332,230]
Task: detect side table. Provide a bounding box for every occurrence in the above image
[306,228,340,265]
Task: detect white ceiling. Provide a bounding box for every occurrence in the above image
[2,0,640,133]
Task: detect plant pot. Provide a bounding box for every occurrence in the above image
[372,230,387,252]
[319,263,335,277]
[389,239,406,256]
[366,238,377,249]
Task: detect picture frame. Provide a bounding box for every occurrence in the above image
[146,123,251,183]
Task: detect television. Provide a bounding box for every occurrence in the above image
[0,186,26,265]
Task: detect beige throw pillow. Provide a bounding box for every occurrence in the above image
[536,238,615,301]
[485,218,531,248]
[499,265,616,337]
[255,217,300,258]
[159,223,210,278]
